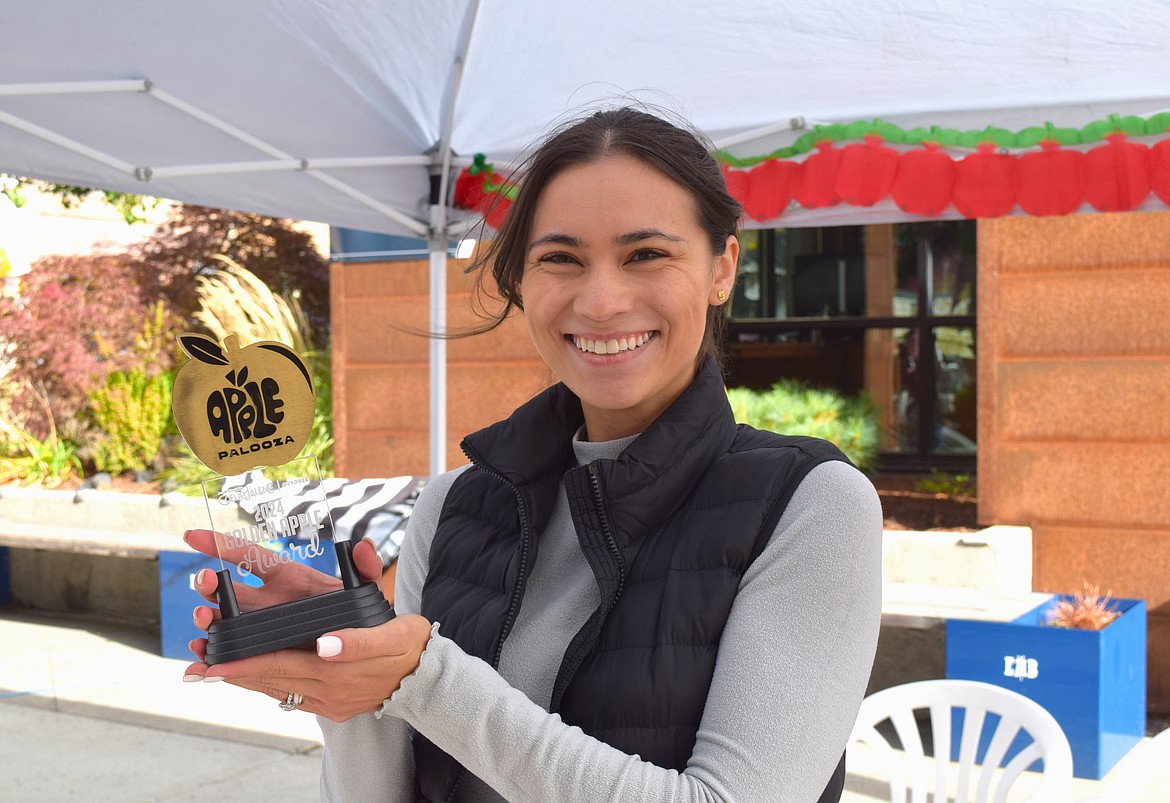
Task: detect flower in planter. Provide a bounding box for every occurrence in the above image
[1044,585,1120,631]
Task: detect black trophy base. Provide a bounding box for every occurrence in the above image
[205,582,394,665]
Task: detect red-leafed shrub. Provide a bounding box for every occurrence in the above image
[0,253,177,439]
[132,205,331,344]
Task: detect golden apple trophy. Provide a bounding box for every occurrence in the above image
[171,333,394,664]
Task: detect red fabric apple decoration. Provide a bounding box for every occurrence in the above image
[1083,133,1151,212]
[891,142,956,215]
[1149,139,1170,206]
[452,154,491,210]
[952,143,1016,218]
[795,141,842,209]
[721,164,750,211]
[482,196,512,230]
[835,135,899,207]
[743,159,800,221]
[1013,140,1086,216]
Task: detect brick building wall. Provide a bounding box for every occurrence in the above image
[977,210,1170,710]
[330,257,547,479]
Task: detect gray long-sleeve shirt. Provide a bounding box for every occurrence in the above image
[319,434,882,802]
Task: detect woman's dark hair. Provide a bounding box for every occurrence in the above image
[466,106,743,370]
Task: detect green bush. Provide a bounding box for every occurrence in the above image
[0,411,82,487]
[915,469,975,498]
[87,302,180,476]
[0,378,81,486]
[89,368,176,476]
[727,380,880,471]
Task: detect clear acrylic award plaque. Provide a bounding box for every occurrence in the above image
[172,333,393,665]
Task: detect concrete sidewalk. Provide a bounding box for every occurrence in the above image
[2,705,321,803]
[0,609,323,753]
[3,608,1168,801]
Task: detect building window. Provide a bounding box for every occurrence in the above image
[726,221,977,471]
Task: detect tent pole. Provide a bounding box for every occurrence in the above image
[428,212,447,478]
[425,0,481,479]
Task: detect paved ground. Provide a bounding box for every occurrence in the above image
[3,608,1169,802]
[1,609,325,803]
[2,705,321,803]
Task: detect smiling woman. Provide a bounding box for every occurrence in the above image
[182,107,883,803]
[520,155,737,441]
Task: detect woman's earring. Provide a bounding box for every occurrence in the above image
[716,289,727,302]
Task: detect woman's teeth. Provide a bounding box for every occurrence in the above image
[573,332,653,355]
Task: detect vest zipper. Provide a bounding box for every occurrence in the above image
[588,463,626,611]
[446,443,535,802]
[549,462,629,714]
[461,443,533,667]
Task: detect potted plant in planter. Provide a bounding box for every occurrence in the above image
[945,586,1146,779]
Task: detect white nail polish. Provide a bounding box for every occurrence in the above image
[203,675,225,683]
[183,674,203,683]
[317,635,342,658]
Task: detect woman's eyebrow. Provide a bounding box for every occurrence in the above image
[528,229,684,251]
[615,229,683,246]
[528,232,583,250]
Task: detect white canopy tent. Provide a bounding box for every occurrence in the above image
[3,0,1169,474]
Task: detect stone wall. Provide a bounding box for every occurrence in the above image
[977,210,1170,710]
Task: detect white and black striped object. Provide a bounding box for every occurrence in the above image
[220,472,426,568]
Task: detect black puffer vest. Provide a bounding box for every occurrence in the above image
[414,359,849,802]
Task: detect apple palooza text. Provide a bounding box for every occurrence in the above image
[216,435,295,461]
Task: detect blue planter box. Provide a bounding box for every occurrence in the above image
[945,596,1146,780]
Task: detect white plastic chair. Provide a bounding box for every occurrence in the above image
[847,679,1073,803]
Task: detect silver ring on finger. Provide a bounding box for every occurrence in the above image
[278,691,304,712]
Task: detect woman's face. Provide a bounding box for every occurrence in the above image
[521,155,737,442]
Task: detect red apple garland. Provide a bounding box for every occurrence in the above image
[716,114,1170,220]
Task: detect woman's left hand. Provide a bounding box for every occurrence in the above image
[184,613,433,722]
